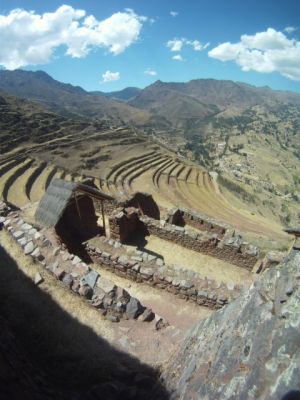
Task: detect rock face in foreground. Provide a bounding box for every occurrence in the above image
[162,250,300,399]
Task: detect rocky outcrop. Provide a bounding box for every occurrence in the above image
[161,249,300,399]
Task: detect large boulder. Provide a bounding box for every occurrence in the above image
[162,250,300,399]
[126,297,145,319]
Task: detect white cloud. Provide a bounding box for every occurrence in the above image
[170,11,178,17]
[167,39,184,52]
[0,5,146,70]
[144,68,157,76]
[208,28,300,81]
[167,38,209,53]
[172,54,183,61]
[101,70,120,83]
[186,40,210,51]
[284,26,297,34]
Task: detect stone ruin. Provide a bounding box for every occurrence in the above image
[16,178,271,318]
[0,201,168,327]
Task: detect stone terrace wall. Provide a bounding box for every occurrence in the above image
[0,205,157,325]
[86,240,242,310]
[166,207,229,237]
[141,216,259,270]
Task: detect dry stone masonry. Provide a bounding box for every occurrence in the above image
[85,238,242,310]
[140,215,260,270]
[165,207,229,236]
[0,203,156,324]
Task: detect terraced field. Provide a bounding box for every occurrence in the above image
[0,124,287,245]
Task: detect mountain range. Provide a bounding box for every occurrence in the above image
[1,69,300,138]
[1,69,300,226]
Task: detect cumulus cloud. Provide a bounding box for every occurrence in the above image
[0,5,146,70]
[172,54,183,61]
[167,38,209,53]
[170,11,178,17]
[208,28,300,80]
[144,68,157,76]
[167,39,184,52]
[284,26,297,34]
[101,70,120,83]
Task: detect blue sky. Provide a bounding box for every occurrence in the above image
[0,0,300,92]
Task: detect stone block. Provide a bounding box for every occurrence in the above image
[71,280,80,293]
[126,297,145,319]
[101,252,111,259]
[20,223,32,231]
[24,241,35,255]
[106,315,120,323]
[131,256,143,262]
[155,315,169,330]
[13,230,24,240]
[79,285,93,299]
[47,261,58,272]
[156,258,164,266]
[62,252,70,261]
[132,263,140,272]
[97,277,116,294]
[3,219,11,227]
[31,248,45,262]
[197,290,208,298]
[62,273,73,288]
[28,228,37,236]
[81,270,99,289]
[179,280,194,290]
[118,255,128,265]
[53,267,66,280]
[140,266,154,279]
[72,255,81,265]
[52,247,60,256]
[147,254,157,262]
[138,308,155,322]
[34,273,43,285]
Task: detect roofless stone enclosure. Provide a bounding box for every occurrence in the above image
[31,179,264,312]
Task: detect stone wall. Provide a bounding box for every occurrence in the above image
[165,207,229,236]
[109,207,140,242]
[141,216,259,270]
[0,204,156,325]
[85,240,241,310]
[119,192,160,220]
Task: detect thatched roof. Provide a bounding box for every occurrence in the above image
[35,179,114,228]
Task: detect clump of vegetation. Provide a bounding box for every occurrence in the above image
[185,137,213,166]
[218,174,257,203]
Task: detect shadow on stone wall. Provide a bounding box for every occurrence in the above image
[0,244,169,400]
